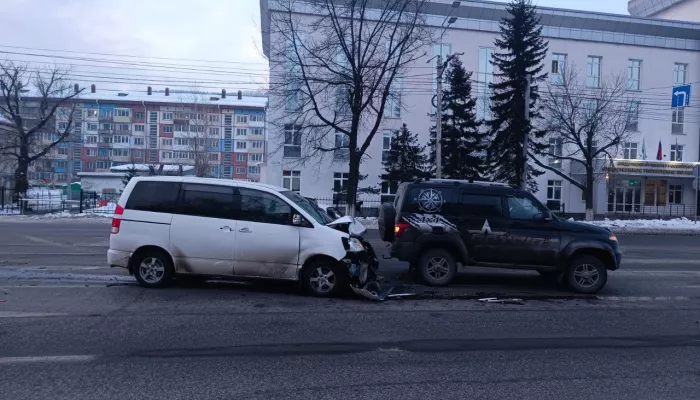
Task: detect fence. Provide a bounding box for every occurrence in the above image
[605,203,697,219]
[311,197,384,218]
[0,187,120,215]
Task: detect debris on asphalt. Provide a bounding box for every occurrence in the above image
[478,297,524,305]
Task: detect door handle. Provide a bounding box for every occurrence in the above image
[220,226,233,232]
[238,227,252,233]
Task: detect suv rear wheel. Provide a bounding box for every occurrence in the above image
[566,255,607,294]
[418,249,457,286]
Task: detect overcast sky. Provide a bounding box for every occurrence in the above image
[0,0,630,92]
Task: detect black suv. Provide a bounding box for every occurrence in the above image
[378,179,622,294]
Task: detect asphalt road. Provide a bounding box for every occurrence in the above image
[0,220,700,399]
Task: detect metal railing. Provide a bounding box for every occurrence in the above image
[0,187,121,215]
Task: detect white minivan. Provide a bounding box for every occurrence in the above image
[108,176,373,297]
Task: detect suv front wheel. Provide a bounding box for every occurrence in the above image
[418,249,457,286]
[566,255,608,294]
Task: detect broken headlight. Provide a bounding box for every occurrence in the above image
[342,237,365,252]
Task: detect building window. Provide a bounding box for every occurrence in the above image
[623,142,638,160]
[85,136,97,144]
[57,147,68,155]
[333,172,349,198]
[117,123,129,131]
[87,123,98,131]
[209,140,219,148]
[476,47,494,120]
[163,125,173,133]
[382,130,394,162]
[674,63,687,85]
[209,127,220,136]
[161,138,172,146]
[113,149,129,157]
[134,112,145,120]
[551,53,567,85]
[101,123,112,131]
[249,114,264,122]
[209,114,220,123]
[236,128,247,136]
[149,112,158,123]
[86,149,97,156]
[586,56,601,88]
[161,151,172,159]
[250,153,263,162]
[670,144,684,161]
[134,124,145,132]
[113,135,129,144]
[85,161,96,170]
[235,153,246,162]
[251,128,264,136]
[547,180,562,201]
[284,124,301,158]
[251,141,264,149]
[282,170,301,192]
[248,166,260,175]
[209,153,219,161]
[668,184,683,204]
[381,180,398,203]
[86,109,98,117]
[235,167,246,175]
[133,137,144,146]
[548,138,563,168]
[99,109,113,118]
[174,138,188,146]
[236,141,247,149]
[627,60,641,91]
[672,107,685,134]
[162,112,173,120]
[101,136,112,144]
[115,109,131,117]
[334,131,350,160]
[384,75,402,118]
[626,101,640,131]
[236,115,248,124]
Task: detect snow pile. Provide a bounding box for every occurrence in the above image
[87,202,117,214]
[357,217,378,229]
[0,205,20,215]
[33,212,113,220]
[578,217,700,234]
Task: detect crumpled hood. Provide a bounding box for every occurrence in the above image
[327,216,367,237]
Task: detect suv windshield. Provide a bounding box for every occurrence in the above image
[281,191,332,224]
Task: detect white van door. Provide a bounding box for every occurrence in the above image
[232,188,300,279]
[168,183,238,276]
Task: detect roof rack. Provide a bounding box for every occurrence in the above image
[414,178,512,187]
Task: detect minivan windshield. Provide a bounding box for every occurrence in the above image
[281,191,333,224]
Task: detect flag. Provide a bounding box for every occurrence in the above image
[656,140,663,161]
[641,139,647,160]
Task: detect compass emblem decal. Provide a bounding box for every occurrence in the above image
[417,189,443,213]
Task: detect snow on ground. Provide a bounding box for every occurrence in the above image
[579,217,700,235]
[87,202,117,214]
[357,217,378,229]
[0,205,20,215]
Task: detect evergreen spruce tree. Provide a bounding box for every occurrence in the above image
[381,123,429,191]
[121,164,139,188]
[429,56,487,180]
[487,0,549,191]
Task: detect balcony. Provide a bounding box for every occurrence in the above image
[98,142,112,148]
[116,129,131,135]
[98,116,113,122]
[98,129,114,135]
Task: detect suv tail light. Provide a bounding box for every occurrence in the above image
[111,205,124,234]
[394,222,410,238]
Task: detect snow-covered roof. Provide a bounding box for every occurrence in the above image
[109,164,195,172]
[76,90,268,109]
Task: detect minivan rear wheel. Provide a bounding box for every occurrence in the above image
[133,250,174,288]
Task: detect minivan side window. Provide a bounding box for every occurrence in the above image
[459,193,504,217]
[239,188,293,225]
[177,184,238,219]
[125,181,181,213]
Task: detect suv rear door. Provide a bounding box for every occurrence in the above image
[169,183,238,276]
[504,194,561,267]
[455,189,510,264]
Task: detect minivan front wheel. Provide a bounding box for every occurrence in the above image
[133,250,174,288]
[566,255,607,294]
[302,259,347,297]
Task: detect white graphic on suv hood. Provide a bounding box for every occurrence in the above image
[403,213,457,233]
[482,219,491,234]
[416,189,443,213]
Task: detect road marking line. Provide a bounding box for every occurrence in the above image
[599,296,692,301]
[0,312,69,318]
[0,355,97,364]
[22,235,64,247]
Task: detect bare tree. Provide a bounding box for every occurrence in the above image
[0,61,81,196]
[268,0,433,213]
[533,65,635,220]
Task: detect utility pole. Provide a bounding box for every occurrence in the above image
[521,74,532,190]
[435,54,443,179]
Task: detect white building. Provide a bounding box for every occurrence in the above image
[260,0,700,217]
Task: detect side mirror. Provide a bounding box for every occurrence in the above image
[292,214,303,226]
[534,211,553,221]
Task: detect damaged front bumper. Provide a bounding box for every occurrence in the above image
[341,238,389,301]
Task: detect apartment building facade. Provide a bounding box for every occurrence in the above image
[22,87,267,186]
[261,0,700,216]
